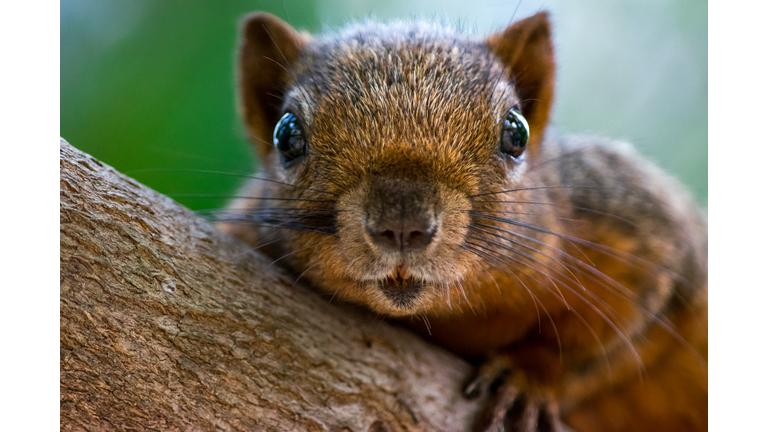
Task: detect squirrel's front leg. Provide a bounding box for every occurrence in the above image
[465,354,574,432]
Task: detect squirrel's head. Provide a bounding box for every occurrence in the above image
[236,13,556,317]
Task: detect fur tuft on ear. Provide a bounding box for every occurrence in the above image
[487,12,556,152]
[238,13,305,156]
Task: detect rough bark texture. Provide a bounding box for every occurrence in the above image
[60,138,479,431]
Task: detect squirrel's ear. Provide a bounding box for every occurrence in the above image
[238,13,307,154]
[487,12,555,149]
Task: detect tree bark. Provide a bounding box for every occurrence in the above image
[60,138,479,431]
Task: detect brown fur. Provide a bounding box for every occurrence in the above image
[220,12,707,432]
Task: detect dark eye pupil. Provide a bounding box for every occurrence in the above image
[500,109,529,159]
[273,112,307,165]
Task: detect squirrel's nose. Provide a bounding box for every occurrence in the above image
[367,215,436,252]
[364,175,439,253]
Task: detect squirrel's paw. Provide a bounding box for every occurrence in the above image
[464,354,573,432]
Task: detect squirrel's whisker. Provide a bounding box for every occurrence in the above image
[466,233,633,338]
[215,217,336,236]
[460,244,560,359]
[463,208,587,224]
[470,201,638,228]
[177,194,336,203]
[470,223,636,299]
[129,168,338,197]
[468,185,625,198]
[468,212,686,283]
[466,239,625,377]
[467,222,698,355]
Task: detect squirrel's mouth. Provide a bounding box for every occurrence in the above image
[376,264,425,310]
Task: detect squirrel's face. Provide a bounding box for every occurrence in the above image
[236,14,555,317]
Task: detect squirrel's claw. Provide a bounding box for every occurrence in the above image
[465,355,573,432]
[464,353,514,399]
[472,391,572,432]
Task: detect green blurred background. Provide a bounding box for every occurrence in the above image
[60,0,707,211]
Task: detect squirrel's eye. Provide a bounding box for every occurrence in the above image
[500,108,529,159]
[273,112,307,166]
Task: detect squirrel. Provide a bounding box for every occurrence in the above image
[217,11,708,432]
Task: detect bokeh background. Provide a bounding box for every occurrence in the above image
[61,0,707,211]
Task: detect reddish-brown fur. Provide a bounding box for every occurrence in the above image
[220,12,707,432]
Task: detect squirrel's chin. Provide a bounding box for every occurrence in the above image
[361,280,435,317]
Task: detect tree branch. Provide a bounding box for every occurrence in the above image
[59,138,479,431]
